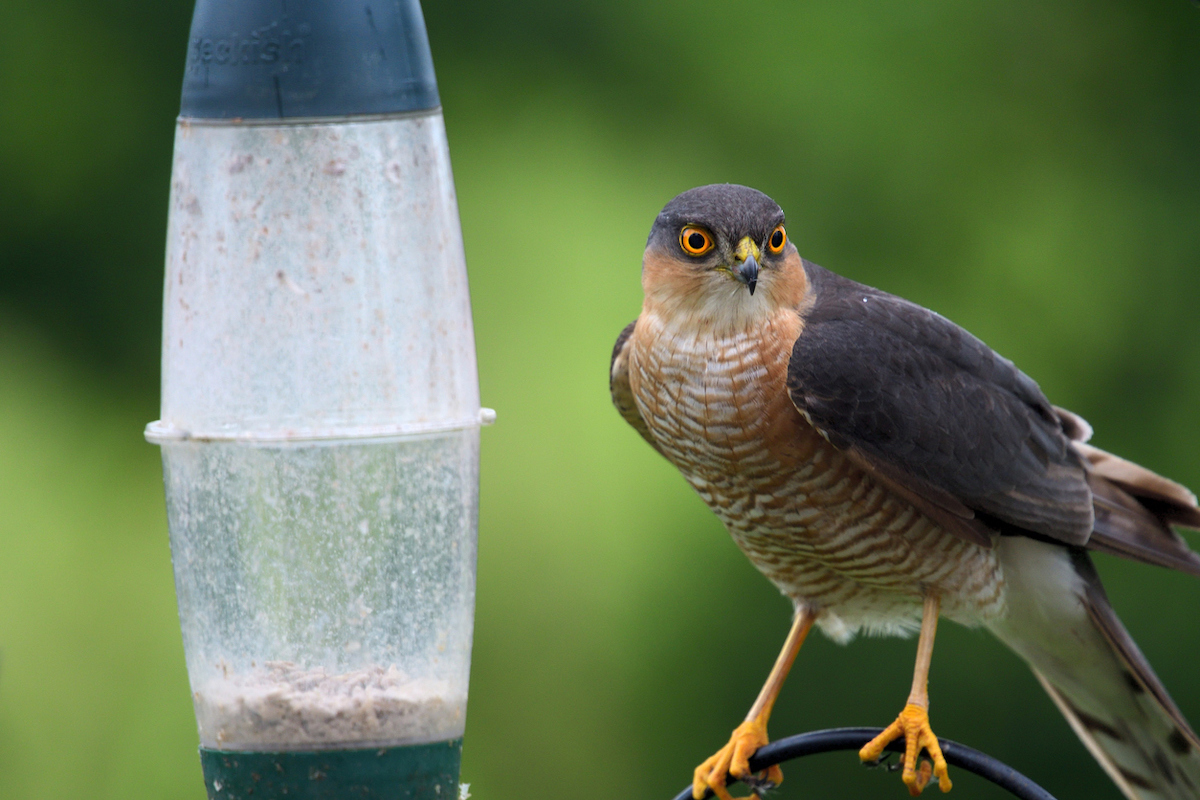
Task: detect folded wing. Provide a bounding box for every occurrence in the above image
[787,261,1200,573]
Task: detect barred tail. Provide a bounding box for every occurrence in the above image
[991,538,1200,800]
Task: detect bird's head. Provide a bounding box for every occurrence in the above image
[642,184,806,330]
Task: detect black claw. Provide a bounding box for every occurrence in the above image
[741,770,778,796]
[863,751,902,772]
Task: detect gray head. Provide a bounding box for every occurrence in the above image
[645,184,791,299]
[649,184,786,249]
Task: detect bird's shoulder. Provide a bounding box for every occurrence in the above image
[795,261,1050,413]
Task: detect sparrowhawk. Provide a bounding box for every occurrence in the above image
[610,184,1200,800]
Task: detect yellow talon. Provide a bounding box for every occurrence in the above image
[692,717,782,800]
[858,594,950,795]
[692,612,815,799]
[860,703,952,795]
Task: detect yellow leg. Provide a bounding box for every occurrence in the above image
[692,608,815,800]
[859,594,952,795]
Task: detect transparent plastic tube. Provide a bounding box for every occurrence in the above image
[148,109,484,755]
[163,431,477,750]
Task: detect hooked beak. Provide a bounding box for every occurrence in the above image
[733,236,761,295]
[735,255,759,295]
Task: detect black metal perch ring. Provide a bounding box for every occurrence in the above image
[671,727,1056,800]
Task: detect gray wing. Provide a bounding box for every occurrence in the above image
[787,262,1094,547]
[610,318,664,456]
[788,261,1200,570]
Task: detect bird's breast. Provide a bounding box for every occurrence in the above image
[629,309,817,485]
[627,308,1006,639]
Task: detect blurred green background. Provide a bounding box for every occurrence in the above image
[2,1,1200,798]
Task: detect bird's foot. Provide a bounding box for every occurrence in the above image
[859,703,951,796]
[692,717,782,800]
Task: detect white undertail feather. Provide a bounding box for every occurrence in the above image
[990,538,1200,800]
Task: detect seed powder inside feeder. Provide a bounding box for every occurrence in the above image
[193,661,466,750]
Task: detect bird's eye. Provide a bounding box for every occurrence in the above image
[768,225,787,253]
[680,226,715,256]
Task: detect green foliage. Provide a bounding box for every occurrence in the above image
[2,1,1200,799]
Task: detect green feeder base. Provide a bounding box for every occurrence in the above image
[199,739,462,799]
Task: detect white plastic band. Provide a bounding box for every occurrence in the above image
[145,408,496,444]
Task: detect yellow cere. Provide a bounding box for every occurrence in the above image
[734,236,762,263]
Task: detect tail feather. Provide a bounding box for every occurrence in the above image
[1032,669,1196,800]
[1078,558,1198,746]
[1087,473,1200,578]
[1047,406,1200,574]
[991,539,1200,800]
[1048,428,1200,574]
[1073,441,1200,522]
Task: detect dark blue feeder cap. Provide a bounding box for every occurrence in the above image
[180,0,439,120]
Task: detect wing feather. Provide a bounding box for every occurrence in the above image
[1075,441,1200,527]
[786,261,1200,574]
[787,261,1094,547]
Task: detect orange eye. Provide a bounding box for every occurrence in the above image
[679,226,715,256]
[768,225,787,253]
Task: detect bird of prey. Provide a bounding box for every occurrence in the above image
[610,184,1200,800]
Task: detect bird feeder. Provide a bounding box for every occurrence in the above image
[145,2,489,796]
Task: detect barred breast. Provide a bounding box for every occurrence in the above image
[628,308,1007,642]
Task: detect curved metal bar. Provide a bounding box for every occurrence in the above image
[672,727,1056,800]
